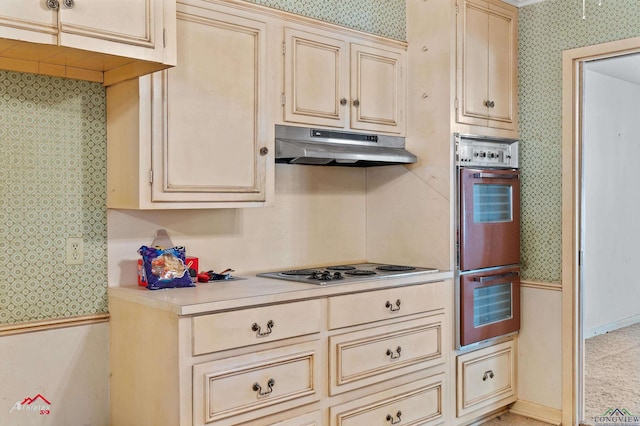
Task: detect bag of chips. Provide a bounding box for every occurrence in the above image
[138,245,195,290]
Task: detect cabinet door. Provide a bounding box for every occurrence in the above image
[283,27,348,128]
[57,0,172,64]
[456,339,516,418]
[486,1,516,125]
[150,6,269,203]
[458,0,516,131]
[350,43,405,135]
[459,0,490,123]
[0,1,57,44]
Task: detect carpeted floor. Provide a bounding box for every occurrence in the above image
[583,322,640,425]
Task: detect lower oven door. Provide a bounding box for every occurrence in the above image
[460,266,520,347]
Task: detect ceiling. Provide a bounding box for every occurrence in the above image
[585,53,640,85]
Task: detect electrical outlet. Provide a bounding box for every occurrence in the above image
[66,237,84,265]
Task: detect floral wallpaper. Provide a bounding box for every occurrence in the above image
[518,0,640,282]
[0,71,108,325]
[246,0,405,40]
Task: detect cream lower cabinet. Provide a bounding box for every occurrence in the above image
[282,26,406,135]
[455,339,517,422]
[193,341,322,426]
[330,376,445,426]
[456,0,518,134]
[0,0,175,85]
[109,279,451,425]
[106,0,273,209]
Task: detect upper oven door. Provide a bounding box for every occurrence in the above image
[459,168,520,271]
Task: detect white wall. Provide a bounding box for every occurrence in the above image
[0,323,109,425]
[514,286,563,417]
[582,69,640,337]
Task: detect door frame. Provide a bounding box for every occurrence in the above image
[561,36,640,426]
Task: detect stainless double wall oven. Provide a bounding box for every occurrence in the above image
[455,133,521,348]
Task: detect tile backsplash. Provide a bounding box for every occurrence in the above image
[0,71,107,325]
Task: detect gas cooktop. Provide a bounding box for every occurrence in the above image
[257,263,439,285]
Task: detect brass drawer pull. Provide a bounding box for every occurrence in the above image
[386,410,402,424]
[252,378,275,397]
[251,320,274,337]
[386,346,402,360]
[482,370,495,381]
[385,299,401,312]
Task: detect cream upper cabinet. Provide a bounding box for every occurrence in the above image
[456,0,517,133]
[106,1,273,209]
[57,0,170,63]
[0,0,176,85]
[0,2,57,45]
[349,43,405,134]
[283,26,406,135]
[283,27,348,128]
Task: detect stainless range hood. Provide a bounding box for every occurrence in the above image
[275,125,417,166]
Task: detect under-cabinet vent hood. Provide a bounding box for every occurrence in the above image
[275,125,417,167]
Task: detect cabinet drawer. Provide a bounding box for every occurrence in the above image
[328,282,446,329]
[330,375,444,426]
[329,315,444,395]
[193,341,320,425]
[192,300,322,355]
[457,339,516,417]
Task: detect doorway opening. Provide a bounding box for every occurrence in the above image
[562,36,640,426]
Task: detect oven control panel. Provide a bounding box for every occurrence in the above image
[455,135,519,168]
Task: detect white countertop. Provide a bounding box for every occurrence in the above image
[109,270,453,316]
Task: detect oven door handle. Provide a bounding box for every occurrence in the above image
[473,271,519,283]
[473,172,519,180]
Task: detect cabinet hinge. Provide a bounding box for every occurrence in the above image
[282,41,286,55]
[149,170,153,184]
[281,93,285,106]
[456,4,459,15]
[579,250,583,266]
[163,28,167,48]
[454,98,459,111]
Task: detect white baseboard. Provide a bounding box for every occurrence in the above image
[584,313,640,339]
[510,400,562,425]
